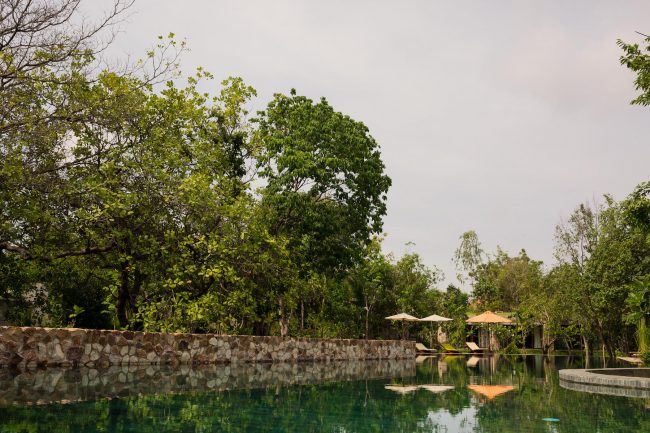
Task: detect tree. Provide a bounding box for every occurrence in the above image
[472,248,544,311]
[521,265,582,353]
[620,182,650,354]
[553,202,600,357]
[624,276,650,353]
[622,181,650,230]
[452,230,484,286]
[441,284,469,346]
[347,237,394,339]
[254,90,391,335]
[618,34,650,106]
[553,196,650,358]
[586,197,650,357]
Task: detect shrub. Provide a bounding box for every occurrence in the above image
[640,351,650,366]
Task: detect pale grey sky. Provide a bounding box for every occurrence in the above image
[102,0,650,289]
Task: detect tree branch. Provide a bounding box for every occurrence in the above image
[0,240,114,261]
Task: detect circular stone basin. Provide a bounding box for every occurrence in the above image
[559,368,650,399]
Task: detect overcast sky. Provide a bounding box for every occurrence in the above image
[102,0,650,289]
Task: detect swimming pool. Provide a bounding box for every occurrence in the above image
[0,355,647,432]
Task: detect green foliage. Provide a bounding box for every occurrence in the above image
[622,181,650,229]
[440,284,469,346]
[255,89,391,272]
[640,350,650,366]
[452,230,484,285]
[618,36,650,105]
[2,0,445,340]
[625,278,650,352]
[456,186,650,356]
[501,340,521,354]
[472,248,543,311]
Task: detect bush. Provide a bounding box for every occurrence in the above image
[640,351,650,366]
[501,341,521,354]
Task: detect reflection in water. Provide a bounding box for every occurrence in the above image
[419,385,454,394]
[384,384,420,394]
[0,359,415,406]
[0,356,648,433]
[560,377,650,399]
[467,384,515,401]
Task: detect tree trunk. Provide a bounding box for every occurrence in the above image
[300,300,304,331]
[130,267,143,330]
[364,296,370,340]
[639,316,648,352]
[595,323,614,361]
[117,261,130,328]
[278,297,289,337]
[116,261,142,329]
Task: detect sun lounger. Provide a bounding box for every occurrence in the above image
[466,341,487,353]
[415,343,437,354]
[440,342,463,353]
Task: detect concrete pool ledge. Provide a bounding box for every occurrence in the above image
[559,368,650,398]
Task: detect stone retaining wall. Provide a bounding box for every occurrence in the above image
[0,326,415,368]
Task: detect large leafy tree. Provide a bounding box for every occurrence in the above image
[452,230,484,286]
[619,34,650,106]
[553,196,650,357]
[441,284,469,346]
[346,237,394,340]
[254,90,391,335]
[256,90,391,268]
[472,248,544,312]
[618,34,650,356]
[620,182,650,353]
[552,202,601,356]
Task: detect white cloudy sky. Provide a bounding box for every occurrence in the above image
[99,0,650,289]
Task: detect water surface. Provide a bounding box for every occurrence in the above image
[0,355,647,433]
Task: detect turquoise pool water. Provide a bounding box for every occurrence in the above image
[0,356,647,432]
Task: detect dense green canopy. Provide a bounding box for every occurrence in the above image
[0,0,449,339]
[0,1,648,359]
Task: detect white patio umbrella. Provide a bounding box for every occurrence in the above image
[419,314,452,348]
[385,313,420,339]
[385,313,420,321]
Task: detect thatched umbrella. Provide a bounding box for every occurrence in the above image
[386,313,419,339]
[466,311,512,351]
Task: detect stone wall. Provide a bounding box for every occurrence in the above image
[0,326,415,368]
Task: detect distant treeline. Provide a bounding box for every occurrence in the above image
[453,181,649,358]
